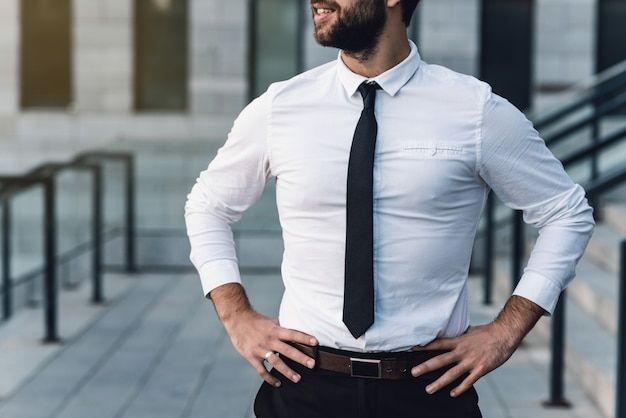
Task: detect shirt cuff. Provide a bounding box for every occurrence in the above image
[512,270,562,315]
[197,259,242,298]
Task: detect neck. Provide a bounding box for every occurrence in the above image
[341,26,411,78]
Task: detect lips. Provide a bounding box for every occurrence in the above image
[315,8,333,15]
[312,2,337,24]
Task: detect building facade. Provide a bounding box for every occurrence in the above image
[0,0,621,171]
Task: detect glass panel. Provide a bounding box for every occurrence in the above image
[20,0,72,109]
[134,0,188,111]
[480,0,533,111]
[597,0,626,73]
[251,0,299,98]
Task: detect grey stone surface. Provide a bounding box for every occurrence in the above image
[1,131,615,417]
[0,266,605,418]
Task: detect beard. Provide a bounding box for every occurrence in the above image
[313,0,387,56]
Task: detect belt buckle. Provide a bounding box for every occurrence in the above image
[349,358,382,379]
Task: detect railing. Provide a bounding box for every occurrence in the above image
[617,238,626,418]
[481,59,626,410]
[1,174,57,341]
[0,151,135,342]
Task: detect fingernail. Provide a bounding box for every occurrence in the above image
[307,359,315,368]
[426,385,434,394]
[274,381,281,388]
[310,338,318,345]
[292,374,301,383]
[412,367,421,377]
[450,391,457,398]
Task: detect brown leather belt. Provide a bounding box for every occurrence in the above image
[291,343,448,380]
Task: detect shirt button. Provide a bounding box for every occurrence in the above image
[430,148,437,156]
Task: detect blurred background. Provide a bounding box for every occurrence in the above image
[1,1,626,417]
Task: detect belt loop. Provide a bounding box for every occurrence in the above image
[311,344,320,369]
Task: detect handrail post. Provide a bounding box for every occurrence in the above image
[483,193,494,305]
[2,199,11,320]
[616,238,626,418]
[125,155,136,272]
[91,164,103,303]
[42,177,59,343]
[589,117,600,214]
[77,152,137,273]
[511,210,524,287]
[544,291,570,407]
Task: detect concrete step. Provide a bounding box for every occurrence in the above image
[584,223,623,277]
[569,257,618,334]
[494,258,617,418]
[493,203,626,418]
[0,271,280,418]
[603,202,626,236]
[0,272,136,401]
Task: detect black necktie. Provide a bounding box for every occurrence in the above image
[343,81,379,339]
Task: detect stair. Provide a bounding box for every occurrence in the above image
[493,201,626,418]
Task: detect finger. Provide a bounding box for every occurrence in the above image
[253,358,282,387]
[412,338,456,351]
[278,328,318,347]
[264,353,302,384]
[411,352,457,377]
[449,372,480,398]
[423,365,467,395]
[275,341,316,369]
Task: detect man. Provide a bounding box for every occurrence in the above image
[185,1,594,417]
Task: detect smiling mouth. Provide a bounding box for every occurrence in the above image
[312,2,337,17]
[315,8,334,15]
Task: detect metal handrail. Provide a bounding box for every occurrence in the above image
[481,59,626,408]
[531,59,626,130]
[32,161,105,304]
[75,151,136,273]
[541,90,626,147]
[0,151,136,342]
[617,238,626,418]
[0,175,57,342]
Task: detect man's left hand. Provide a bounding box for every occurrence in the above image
[410,295,545,397]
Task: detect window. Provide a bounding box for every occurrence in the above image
[20,0,72,109]
[249,0,300,99]
[480,0,533,111]
[134,0,188,111]
[597,0,626,72]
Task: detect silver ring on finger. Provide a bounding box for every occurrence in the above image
[264,351,275,361]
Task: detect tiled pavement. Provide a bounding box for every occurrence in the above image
[0,139,607,418]
[0,265,605,418]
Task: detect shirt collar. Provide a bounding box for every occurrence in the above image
[336,40,421,98]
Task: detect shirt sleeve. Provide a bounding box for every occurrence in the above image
[478,90,595,314]
[185,92,271,297]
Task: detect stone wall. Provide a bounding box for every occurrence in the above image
[0,0,248,175]
[0,0,612,170]
[0,0,18,142]
[535,0,596,90]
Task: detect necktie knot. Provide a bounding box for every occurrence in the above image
[358,82,379,110]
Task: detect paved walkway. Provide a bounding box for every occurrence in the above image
[0,264,604,418]
[0,139,607,418]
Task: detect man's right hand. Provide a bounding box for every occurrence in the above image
[210,283,318,387]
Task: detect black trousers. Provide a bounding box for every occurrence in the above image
[254,356,482,418]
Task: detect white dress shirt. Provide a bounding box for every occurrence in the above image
[185,41,594,352]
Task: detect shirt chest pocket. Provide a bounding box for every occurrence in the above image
[399,142,465,160]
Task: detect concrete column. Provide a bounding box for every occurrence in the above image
[535,0,595,92]
[419,0,480,77]
[0,0,19,141]
[73,0,132,113]
[189,0,247,118]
